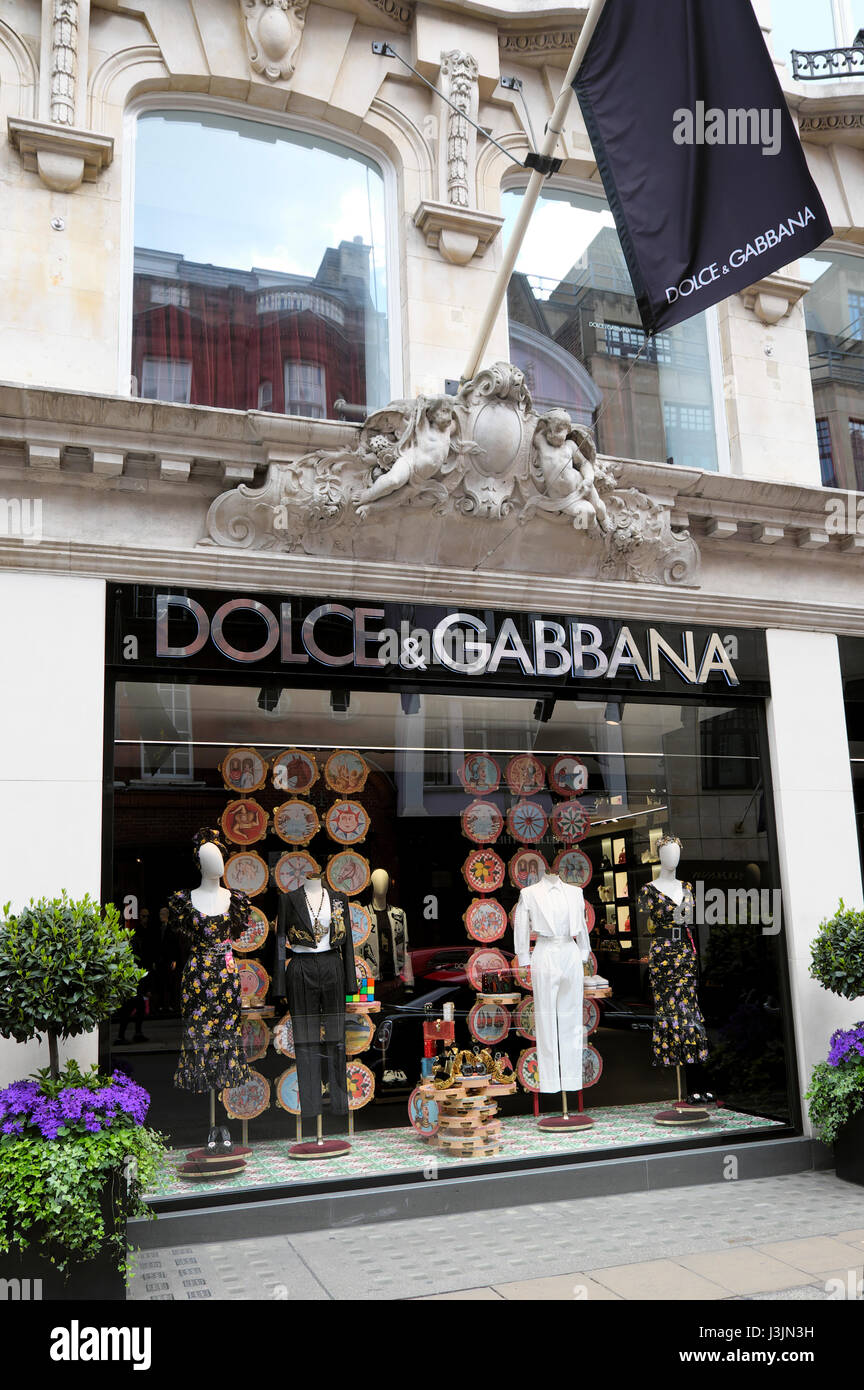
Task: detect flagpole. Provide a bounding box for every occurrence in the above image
[461,0,610,384]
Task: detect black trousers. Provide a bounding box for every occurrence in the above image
[286,950,348,1119]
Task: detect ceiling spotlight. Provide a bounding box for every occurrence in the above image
[604,701,622,726]
[330,689,350,715]
[257,684,282,713]
[533,697,555,723]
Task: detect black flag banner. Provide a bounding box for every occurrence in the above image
[573,0,832,336]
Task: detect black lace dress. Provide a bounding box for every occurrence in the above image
[170,888,252,1093]
[637,880,709,1068]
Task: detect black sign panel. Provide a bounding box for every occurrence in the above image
[107,585,769,699]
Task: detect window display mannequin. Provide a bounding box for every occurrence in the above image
[360,868,413,1086]
[514,869,592,1123]
[168,829,251,1148]
[277,871,358,1146]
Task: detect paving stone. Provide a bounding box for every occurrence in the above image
[757,1236,864,1273]
[418,1287,505,1300]
[676,1249,810,1295]
[587,1259,730,1301]
[493,1272,623,1301]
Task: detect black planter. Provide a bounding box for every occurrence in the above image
[1,1167,128,1300]
[834,1107,864,1186]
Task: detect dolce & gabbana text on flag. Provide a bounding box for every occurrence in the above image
[666,207,817,306]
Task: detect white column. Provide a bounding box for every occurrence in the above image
[0,573,106,1085]
[765,629,864,1135]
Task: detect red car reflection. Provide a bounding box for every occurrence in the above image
[409,947,473,987]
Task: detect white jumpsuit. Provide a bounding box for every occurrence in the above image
[513,875,591,1093]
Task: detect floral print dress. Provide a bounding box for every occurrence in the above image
[637,880,709,1068]
[170,888,252,1093]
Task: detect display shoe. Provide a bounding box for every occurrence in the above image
[206,1127,221,1154]
[218,1126,233,1153]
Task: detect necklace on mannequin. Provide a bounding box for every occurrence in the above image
[305,877,328,941]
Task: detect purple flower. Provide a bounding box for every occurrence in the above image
[0,1068,150,1140]
[827,1022,864,1067]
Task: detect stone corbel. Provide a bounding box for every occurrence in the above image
[7,117,113,192]
[739,273,811,326]
[412,201,504,265]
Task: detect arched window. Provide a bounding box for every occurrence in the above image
[132,111,391,418]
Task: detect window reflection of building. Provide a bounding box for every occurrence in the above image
[804,250,864,489]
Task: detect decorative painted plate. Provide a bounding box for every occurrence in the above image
[550,800,591,843]
[505,753,546,797]
[241,1015,270,1062]
[221,1069,270,1120]
[467,1000,511,1044]
[232,905,270,955]
[586,951,598,976]
[324,750,369,796]
[275,1067,301,1114]
[349,902,373,948]
[554,848,593,888]
[457,753,501,797]
[463,897,507,943]
[583,998,600,1035]
[325,799,370,845]
[221,798,268,846]
[408,1086,440,1138]
[585,901,596,934]
[354,955,373,986]
[506,800,548,845]
[515,996,536,1041]
[220,747,268,794]
[346,1060,375,1110]
[582,1044,603,1088]
[224,851,269,897]
[239,958,270,1004]
[326,850,371,897]
[345,1012,376,1056]
[274,851,321,894]
[461,799,504,845]
[466,946,511,992]
[272,1012,296,1058]
[272,799,320,846]
[514,961,533,992]
[462,849,505,894]
[516,1047,540,1093]
[548,755,589,798]
[509,849,550,890]
[272,748,318,795]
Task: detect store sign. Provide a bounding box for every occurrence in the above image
[110,587,769,696]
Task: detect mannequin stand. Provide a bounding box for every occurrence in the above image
[537,1089,594,1132]
[654,1066,712,1126]
[288,1113,352,1160]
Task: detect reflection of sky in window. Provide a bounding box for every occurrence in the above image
[770,0,835,64]
[135,113,388,310]
[502,189,615,297]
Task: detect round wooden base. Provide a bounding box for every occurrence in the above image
[477,992,521,1005]
[288,1139,352,1160]
[537,1114,595,1132]
[346,1001,381,1013]
[177,1159,248,1180]
[186,1145,252,1164]
[654,1107,712,1126]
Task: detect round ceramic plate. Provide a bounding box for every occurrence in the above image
[548,755,589,797]
[272,799,320,846]
[467,1000,511,1044]
[354,955,373,985]
[324,750,369,796]
[325,800,370,845]
[272,1012,295,1058]
[505,753,546,797]
[239,958,270,1004]
[506,800,548,845]
[587,950,598,975]
[232,905,270,954]
[515,996,536,1041]
[463,897,508,943]
[516,1047,540,1093]
[509,849,550,890]
[583,1044,603,1088]
[585,901,596,934]
[408,1086,440,1137]
[349,902,373,948]
[326,850,371,897]
[221,1069,270,1120]
[272,748,318,794]
[554,848,593,888]
[241,1015,270,1062]
[550,800,591,843]
[220,747,268,794]
[345,1012,376,1056]
[462,848,505,894]
[220,798,268,846]
[274,851,321,894]
[224,851,269,897]
[275,1066,301,1114]
[461,799,504,845]
[457,753,501,797]
[583,998,600,1035]
[466,946,511,992]
[346,1061,375,1110]
[514,961,533,992]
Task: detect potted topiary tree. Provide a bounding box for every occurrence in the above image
[0,892,167,1298]
[806,899,864,1186]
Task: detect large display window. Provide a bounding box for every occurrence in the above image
[105,597,797,1196]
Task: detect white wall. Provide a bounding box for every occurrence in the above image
[765,629,864,1134]
[0,573,106,1085]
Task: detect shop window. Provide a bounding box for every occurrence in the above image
[131,111,390,417]
[502,185,720,470]
[816,417,837,486]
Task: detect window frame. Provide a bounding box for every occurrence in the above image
[119,94,403,411]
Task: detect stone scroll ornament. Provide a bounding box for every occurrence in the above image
[242,0,309,82]
[204,362,700,586]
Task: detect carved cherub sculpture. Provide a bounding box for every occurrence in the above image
[523,409,610,531]
[354,396,481,516]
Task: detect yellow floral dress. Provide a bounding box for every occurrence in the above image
[637,881,708,1069]
[170,889,252,1093]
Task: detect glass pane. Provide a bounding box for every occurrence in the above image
[502,187,719,470]
[802,247,864,489]
[772,0,835,66]
[132,111,390,417]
